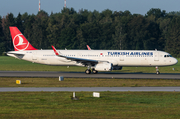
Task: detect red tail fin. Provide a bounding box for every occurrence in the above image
[9,27,37,51]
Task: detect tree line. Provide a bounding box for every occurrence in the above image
[0,8,180,57]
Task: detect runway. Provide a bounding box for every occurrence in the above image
[1,71,180,92]
[0,71,180,79]
[0,87,180,92]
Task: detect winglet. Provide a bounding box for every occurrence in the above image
[52,46,59,55]
[87,45,91,50]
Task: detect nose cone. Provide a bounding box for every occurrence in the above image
[172,58,178,65]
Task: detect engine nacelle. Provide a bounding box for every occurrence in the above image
[94,62,113,71]
[112,66,123,70]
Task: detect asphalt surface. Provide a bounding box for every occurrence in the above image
[1,71,180,92]
[0,87,180,92]
[0,71,180,79]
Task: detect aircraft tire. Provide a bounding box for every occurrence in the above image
[85,69,91,74]
[92,70,98,74]
[156,71,160,75]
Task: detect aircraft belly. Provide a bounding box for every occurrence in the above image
[23,54,35,62]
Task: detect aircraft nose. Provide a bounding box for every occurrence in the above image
[173,58,178,65]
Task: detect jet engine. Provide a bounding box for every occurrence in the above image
[93,62,113,71]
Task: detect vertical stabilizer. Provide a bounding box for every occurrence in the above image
[9,27,37,51]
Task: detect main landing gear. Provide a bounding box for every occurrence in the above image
[85,68,98,74]
[156,66,160,75]
[85,69,91,74]
[92,69,98,74]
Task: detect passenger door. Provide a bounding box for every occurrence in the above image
[154,51,159,61]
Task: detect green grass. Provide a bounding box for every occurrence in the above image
[0,92,180,119]
[0,56,86,72]
[0,56,180,73]
[1,77,180,87]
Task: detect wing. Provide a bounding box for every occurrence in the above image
[52,46,104,66]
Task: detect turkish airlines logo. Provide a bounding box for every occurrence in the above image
[13,34,29,51]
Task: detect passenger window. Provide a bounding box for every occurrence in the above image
[164,55,166,57]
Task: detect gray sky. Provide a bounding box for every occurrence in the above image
[1,0,180,17]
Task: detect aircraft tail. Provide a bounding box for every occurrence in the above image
[9,27,37,51]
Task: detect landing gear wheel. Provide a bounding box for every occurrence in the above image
[156,71,160,75]
[155,66,160,75]
[92,70,98,74]
[85,69,91,74]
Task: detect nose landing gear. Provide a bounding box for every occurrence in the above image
[156,66,160,75]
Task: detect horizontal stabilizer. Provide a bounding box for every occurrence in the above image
[7,51,25,55]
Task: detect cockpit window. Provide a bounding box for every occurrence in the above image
[164,55,172,58]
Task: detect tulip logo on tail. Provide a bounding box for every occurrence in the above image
[9,27,37,51]
[13,34,29,51]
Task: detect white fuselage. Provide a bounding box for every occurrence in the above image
[7,50,178,67]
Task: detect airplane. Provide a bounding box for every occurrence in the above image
[7,26,178,74]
